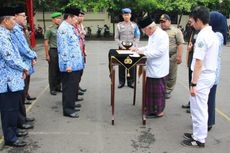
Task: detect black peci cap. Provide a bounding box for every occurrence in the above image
[64,7,80,16]
[138,16,155,29]
[0,7,16,17]
[14,5,26,14]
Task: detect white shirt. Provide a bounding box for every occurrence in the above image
[138,27,169,78]
[191,26,218,73]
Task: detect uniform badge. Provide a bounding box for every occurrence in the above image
[198,41,204,48]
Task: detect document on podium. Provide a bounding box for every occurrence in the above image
[116,50,140,57]
[116,50,133,54]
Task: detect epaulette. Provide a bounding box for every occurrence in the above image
[48,25,53,28]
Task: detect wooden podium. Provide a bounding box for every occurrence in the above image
[109,49,147,125]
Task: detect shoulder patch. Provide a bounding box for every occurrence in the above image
[198,41,204,48]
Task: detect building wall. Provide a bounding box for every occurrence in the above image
[34,11,114,35]
[34,11,229,36]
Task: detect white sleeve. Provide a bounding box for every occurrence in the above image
[144,34,169,58]
[193,36,206,60]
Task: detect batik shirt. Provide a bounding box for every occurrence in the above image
[214,32,224,85]
[0,26,28,93]
[57,21,84,72]
[11,23,37,75]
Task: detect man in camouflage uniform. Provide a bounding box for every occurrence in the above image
[160,14,184,99]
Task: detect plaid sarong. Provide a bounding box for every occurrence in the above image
[145,77,166,115]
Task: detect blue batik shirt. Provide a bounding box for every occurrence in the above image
[11,23,37,75]
[0,26,28,93]
[57,21,84,72]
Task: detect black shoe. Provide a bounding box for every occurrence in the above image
[19,123,34,129]
[182,104,190,109]
[63,112,79,118]
[50,91,57,95]
[208,126,212,131]
[74,108,80,111]
[183,133,193,140]
[5,139,27,147]
[17,129,26,133]
[118,84,125,88]
[79,87,87,92]
[78,91,84,95]
[146,113,164,119]
[17,130,28,137]
[186,109,191,113]
[55,89,62,92]
[25,117,35,122]
[181,138,205,148]
[127,83,134,89]
[146,114,156,119]
[76,97,84,102]
[26,96,36,101]
[75,103,82,108]
[24,100,32,105]
[165,93,171,99]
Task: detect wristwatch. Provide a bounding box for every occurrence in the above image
[190,82,197,87]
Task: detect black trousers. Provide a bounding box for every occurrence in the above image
[188,67,193,87]
[118,65,135,85]
[17,90,26,127]
[208,85,217,127]
[79,69,84,85]
[24,75,30,98]
[187,68,193,105]
[77,69,84,95]
[0,91,22,143]
[17,76,31,127]
[49,48,61,91]
[62,71,81,115]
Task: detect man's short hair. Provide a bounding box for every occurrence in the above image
[190,6,209,24]
[63,13,75,20]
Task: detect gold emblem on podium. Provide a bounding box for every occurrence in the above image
[124,56,132,77]
[124,56,132,65]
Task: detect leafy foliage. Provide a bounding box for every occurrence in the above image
[4,0,229,18]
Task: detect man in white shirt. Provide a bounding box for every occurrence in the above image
[132,16,169,118]
[181,6,219,148]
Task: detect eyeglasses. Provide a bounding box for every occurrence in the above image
[18,14,27,18]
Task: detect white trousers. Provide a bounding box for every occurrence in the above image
[190,72,215,143]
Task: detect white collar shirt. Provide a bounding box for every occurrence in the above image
[138,27,169,78]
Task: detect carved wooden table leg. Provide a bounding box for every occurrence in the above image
[142,67,146,125]
[133,66,137,106]
[111,67,115,125]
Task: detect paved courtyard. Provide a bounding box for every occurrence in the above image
[0,41,230,153]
